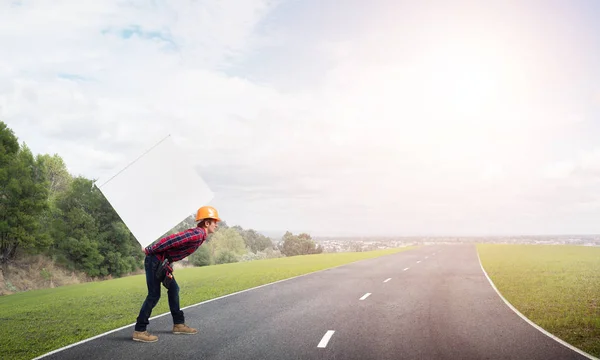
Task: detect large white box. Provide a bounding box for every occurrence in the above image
[97,135,214,248]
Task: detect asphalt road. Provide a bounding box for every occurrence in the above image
[37,244,594,360]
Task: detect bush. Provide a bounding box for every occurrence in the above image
[190,246,211,267]
[215,250,238,264]
[239,251,267,262]
[264,247,284,259]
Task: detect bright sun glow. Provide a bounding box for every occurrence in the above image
[372,38,533,174]
[425,42,504,119]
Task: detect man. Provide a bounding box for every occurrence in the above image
[132,205,221,343]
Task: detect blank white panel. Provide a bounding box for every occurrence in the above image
[97,136,214,248]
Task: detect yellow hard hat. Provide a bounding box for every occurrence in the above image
[196,206,221,222]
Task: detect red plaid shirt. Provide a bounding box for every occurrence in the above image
[145,227,207,262]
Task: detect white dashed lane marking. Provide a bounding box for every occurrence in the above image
[359,293,372,300]
[317,330,335,348]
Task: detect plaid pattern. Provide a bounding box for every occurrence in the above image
[146,227,207,262]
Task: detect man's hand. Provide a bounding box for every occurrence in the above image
[162,272,173,289]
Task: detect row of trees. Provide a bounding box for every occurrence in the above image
[161,215,323,267]
[159,214,279,267]
[188,227,323,266]
[1,121,144,278]
[1,121,323,280]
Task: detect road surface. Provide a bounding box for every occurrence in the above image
[37,244,594,360]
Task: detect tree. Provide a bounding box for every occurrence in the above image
[0,123,49,276]
[205,227,246,263]
[51,176,143,277]
[234,227,273,253]
[189,245,211,266]
[35,153,73,256]
[51,181,104,276]
[0,121,19,169]
[0,122,20,276]
[215,250,238,264]
[279,231,323,257]
[37,153,72,201]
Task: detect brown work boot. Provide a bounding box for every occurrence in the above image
[133,330,158,342]
[172,323,198,335]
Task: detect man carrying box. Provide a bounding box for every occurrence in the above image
[132,205,221,343]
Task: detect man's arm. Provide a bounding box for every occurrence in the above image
[145,229,205,255]
[144,237,169,255]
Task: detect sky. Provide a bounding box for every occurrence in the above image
[2,0,600,238]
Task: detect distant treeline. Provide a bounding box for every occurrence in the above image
[0,121,322,279]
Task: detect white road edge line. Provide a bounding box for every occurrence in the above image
[403,267,409,271]
[416,260,421,263]
[318,330,335,348]
[383,278,391,283]
[359,293,371,300]
[477,250,599,360]
[32,259,376,360]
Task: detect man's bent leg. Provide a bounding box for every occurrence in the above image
[167,277,184,324]
[168,278,197,335]
[134,256,162,333]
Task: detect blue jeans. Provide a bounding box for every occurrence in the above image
[135,254,185,331]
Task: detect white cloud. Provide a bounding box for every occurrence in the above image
[544,149,600,181]
[544,161,575,180]
[2,0,600,236]
[1,0,284,172]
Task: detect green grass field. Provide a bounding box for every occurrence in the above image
[477,244,600,358]
[0,248,414,360]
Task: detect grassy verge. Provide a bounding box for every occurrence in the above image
[0,247,414,360]
[477,244,600,358]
